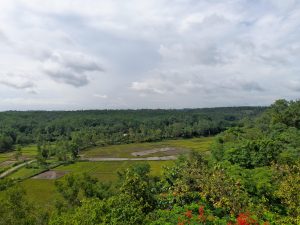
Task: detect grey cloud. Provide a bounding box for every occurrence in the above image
[218,78,265,92]
[241,81,264,92]
[287,80,300,92]
[0,80,35,89]
[49,51,103,72]
[0,75,37,94]
[46,70,89,87]
[43,50,104,87]
[183,14,232,33]
[0,30,7,42]
[159,44,226,66]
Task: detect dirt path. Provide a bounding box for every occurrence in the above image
[0,160,35,179]
[83,155,177,161]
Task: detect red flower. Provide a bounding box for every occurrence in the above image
[184,210,193,219]
[198,206,206,222]
[236,213,258,225]
[198,206,204,217]
[178,216,185,225]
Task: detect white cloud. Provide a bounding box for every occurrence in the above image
[94,94,108,99]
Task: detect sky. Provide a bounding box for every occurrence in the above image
[0,0,299,110]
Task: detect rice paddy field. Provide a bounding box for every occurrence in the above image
[81,136,214,158]
[9,166,45,180]
[21,145,39,157]
[0,137,214,207]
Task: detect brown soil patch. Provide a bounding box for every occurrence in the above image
[0,160,17,167]
[32,170,69,179]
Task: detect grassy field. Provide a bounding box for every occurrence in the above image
[2,137,214,207]
[19,160,173,207]
[55,160,173,181]
[82,137,214,158]
[0,145,39,176]
[9,166,45,180]
[2,137,214,180]
[21,145,38,157]
[0,145,38,166]
[0,152,14,163]
[21,179,61,207]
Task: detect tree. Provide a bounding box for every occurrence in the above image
[0,135,13,152]
[55,174,81,206]
[50,195,145,225]
[119,163,157,213]
[275,163,300,221]
[14,145,22,161]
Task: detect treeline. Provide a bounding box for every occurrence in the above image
[0,107,264,153]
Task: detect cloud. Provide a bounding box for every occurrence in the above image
[131,73,265,97]
[0,80,34,89]
[0,30,8,43]
[45,70,89,87]
[0,74,37,94]
[158,43,226,66]
[93,94,108,99]
[241,81,264,92]
[131,81,167,95]
[130,71,199,95]
[0,0,300,109]
[287,80,300,92]
[48,51,103,72]
[43,50,104,87]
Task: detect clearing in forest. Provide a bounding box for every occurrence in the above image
[81,137,213,159]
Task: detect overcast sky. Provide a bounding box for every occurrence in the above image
[0,0,299,110]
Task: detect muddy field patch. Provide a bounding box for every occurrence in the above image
[0,160,17,167]
[131,147,186,157]
[32,170,69,179]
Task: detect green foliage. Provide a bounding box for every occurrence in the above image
[0,178,14,191]
[274,163,300,220]
[50,195,145,225]
[80,173,111,199]
[55,173,112,208]
[268,99,300,128]
[1,99,300,224]
[119,163,157,213]
[0,186,48,225]
[210,99,300,223]
[0,134,13,152]
[213,100,300,169]
[55,174,81,206]
[224,138,282,168]
[0,107,264,152]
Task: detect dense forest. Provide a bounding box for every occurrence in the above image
[0,100,299,224]
[0,107,264,152]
